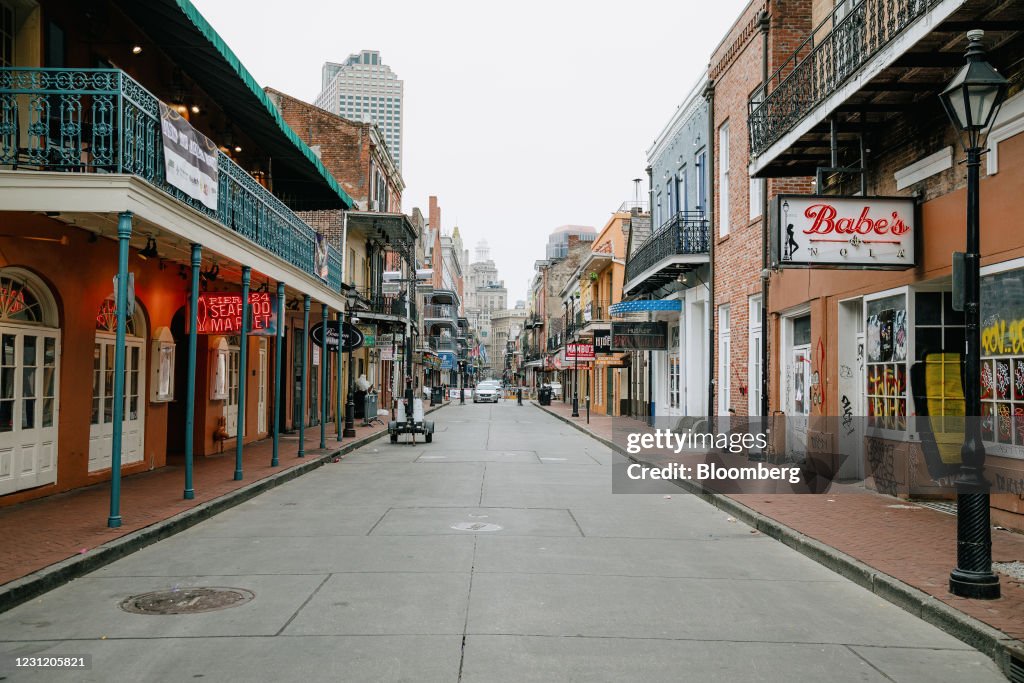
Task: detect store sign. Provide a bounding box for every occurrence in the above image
[774,195,916,269]
[158,102,218,210]
[311,320,364,352]
[565,343,595,362]
[593,330,613,355]
[611,322,668,350]
[358,324,377,348]
[194,292,277,335]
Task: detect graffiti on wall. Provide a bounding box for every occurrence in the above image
[866,437,898,497]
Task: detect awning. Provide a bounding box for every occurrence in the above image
[609,299,682,317]
[112,0,355,211]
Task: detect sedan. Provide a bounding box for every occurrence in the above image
[473,382,501,403]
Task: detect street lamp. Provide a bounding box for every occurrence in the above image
[939,29,1007,601]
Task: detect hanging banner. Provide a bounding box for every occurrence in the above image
[380,347,394,361]
[611,322,668,350]
[314,233,329,281]
[158,102,219,210]
[773,195,916,269]
[358,324,377,348]
[193,292,277,335]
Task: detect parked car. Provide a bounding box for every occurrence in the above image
[473,381,501,403]
[546,382,563,399]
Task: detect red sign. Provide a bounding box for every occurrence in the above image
[194,293,278,335]
[566,343,595,362]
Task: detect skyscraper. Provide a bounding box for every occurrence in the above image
[315,50,404,169]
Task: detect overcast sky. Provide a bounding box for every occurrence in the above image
[192,0,749,303]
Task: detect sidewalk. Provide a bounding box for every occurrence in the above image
[0,404,446,608]
[537,400,1024,672]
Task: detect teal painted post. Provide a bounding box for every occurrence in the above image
[184,243,201,499]
[298,295,310,457]
[320,303,328,449]
[336,310,343,442]
[108,211,132,529]
[234,266,251,481]
[272,282,285,467]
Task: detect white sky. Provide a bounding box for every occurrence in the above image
[191,0,749,303]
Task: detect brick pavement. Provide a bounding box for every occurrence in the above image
[538,400,1024,644]
[0,412,406,588]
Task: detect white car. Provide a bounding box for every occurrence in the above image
[473,381,501,403]
[546,382,563,399]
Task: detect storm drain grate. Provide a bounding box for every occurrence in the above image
[120,587,255,615]
[1009,654,1023,683]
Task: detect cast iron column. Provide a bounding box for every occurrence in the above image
[298,295,310,457]
[271,282,285,466]
[107,211,132,528]
[184,243,201,497]
[320,303,328,449]
[233,266,251,481]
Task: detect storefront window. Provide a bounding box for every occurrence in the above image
[980,268,1024,456]
[866,293,907,430]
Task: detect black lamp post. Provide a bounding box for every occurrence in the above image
[939,29,1007,600]
[570,295,579,417]
[458,360,466,404]
[343,293,357,438]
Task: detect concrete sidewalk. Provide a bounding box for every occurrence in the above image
[0,403,447,611]
[537,400,1024,677]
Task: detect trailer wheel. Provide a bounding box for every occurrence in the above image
[425,432,432,443]
[390,433,398,443]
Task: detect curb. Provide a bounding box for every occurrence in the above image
[0,403,448,615]
[534,402,1024,679]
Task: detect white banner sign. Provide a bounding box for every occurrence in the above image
[159,103,219,210]
[775,195,915,269]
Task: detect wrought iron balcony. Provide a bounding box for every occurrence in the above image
[422,304,456,320]
[428,336,457,352]
[352,287,415,321]
[748,0,945,158]
[624,211,708,290]
[0,67,342,290]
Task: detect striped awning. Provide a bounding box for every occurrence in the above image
[609,299,682,317]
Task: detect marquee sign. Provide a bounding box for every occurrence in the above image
[611,322,668,350]
[194,292,277,335]
[773,195,916,269]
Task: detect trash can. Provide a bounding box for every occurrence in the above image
[538,386,552,406]
[431,386,444,406]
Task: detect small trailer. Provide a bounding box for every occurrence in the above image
[388,397,435,443]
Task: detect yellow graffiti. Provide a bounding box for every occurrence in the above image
[982,318,1024,355]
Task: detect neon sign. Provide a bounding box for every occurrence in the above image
[193,293,277,335]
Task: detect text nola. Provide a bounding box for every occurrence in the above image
[625,429,768,455]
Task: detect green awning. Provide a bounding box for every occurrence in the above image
[112,0,355,211]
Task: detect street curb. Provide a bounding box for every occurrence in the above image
[0,403,448,615]
[534,401,1024,679]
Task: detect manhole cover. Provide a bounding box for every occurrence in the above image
[450,522,502,532]
[120,587,255,615]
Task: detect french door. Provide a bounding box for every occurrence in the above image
[89,335,144,472]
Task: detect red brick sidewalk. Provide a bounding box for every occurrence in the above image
[538,401,1024,645]
[0,414,400,588]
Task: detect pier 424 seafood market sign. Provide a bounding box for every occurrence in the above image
[773,195,916,270]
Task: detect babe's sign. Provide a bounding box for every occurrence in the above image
[774,195,916,269]
[193,292,278,335]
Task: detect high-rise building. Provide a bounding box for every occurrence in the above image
[315,50,404,169]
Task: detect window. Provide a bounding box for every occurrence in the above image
[718,123,730,236]
[750,177,763,219]
[980,268,1024,455]
[866,293,908,431]
[1,2,13,68]
[718,304,731,414]
[696,151,707,214]
[669,324,680,410]
[677,168,688,214]
[749,296,763,416]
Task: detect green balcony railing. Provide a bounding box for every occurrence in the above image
[0,67,342,291]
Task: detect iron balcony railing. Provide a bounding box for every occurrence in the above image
[422,303,456,320]
[748,0,945,157]
[353,287,416,321]
[583,299,612,324]
[625,211,709,284]
[428,336,457,352]
[0,67,342,290]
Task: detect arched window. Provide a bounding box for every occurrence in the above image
[95,295,139,336]
[0,268,59,327]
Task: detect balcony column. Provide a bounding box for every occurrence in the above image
[107,211,132,529]
[234,266,251,481]
[336,310,344,442]
[321,303,328,449]
[272,282,285,466]
[183,243,201,498]
[299,295,310,457]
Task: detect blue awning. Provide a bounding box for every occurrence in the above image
[439,351,457,370]
[609,299,682,317]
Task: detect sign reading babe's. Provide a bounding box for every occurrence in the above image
[194,293,277,335]
[774,195,916,269]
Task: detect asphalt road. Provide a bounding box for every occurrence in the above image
[0,402,1007,682]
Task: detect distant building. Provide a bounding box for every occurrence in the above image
[315,50,404,170]
[546,225,596,260]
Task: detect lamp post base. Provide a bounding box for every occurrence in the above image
[949,570,1001,599]
[571,397,579,417]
